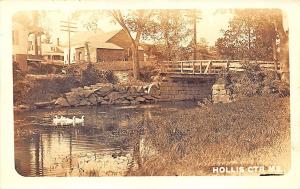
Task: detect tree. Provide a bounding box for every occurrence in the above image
[108,10,154,80]
[151,10,191,61]
[271,10,289,83]
[215,9,275,60]
[215,9,289,83]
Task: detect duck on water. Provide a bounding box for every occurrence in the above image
[53,115,85,126]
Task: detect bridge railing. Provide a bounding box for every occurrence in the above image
[160,60,279,75]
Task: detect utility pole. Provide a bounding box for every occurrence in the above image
[60,18,77,65]
[85,41,91,64]
[188,10,202,60]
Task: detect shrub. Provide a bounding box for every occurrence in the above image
[219,62,290,98]
[98,69,118,84]
[13,80,31,105]
[139,65,159,82]
[81,64,118,86]
[64,64,81,76]
[13,61,26,83]
[13,62,31,105]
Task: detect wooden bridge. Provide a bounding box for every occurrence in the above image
[160,60,279,78]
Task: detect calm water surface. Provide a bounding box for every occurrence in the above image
[14,102,198,176]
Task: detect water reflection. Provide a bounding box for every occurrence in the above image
[14,101,197,176]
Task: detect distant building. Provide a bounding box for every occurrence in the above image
[40,38,64,64]
[13,21,64,72]
[27,37,64,64]
[63,29,144,64]
[12,22,29,71]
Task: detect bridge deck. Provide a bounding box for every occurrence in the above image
[160,60,279,76]
[160,72,217,79]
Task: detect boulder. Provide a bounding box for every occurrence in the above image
[97,96,105,103]
[83,89,95,98]
[113,99,124,104]
[128,86,137,95]
[79,99,90,106]
[71,87,81,92]
[120,100,131,104]
[148,83,160,96]
[55,97,69,107]
[114,85,127,92]
[83,86,92,90]
[126,96,135,101]
[88,94,98,105]
[143,95,155,100]
[95,85,114,96]
[71,88,78,92]
[107,92,128,102]
[34,100,55,108]
[66,92,81,101]
[66,95,80,106]
[130,100,140,105]
[136,96,146,102]
[101,101,112,105]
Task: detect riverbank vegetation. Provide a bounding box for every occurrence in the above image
[13,62,157,105]
[128,96,290,176]
[218,62,290,99]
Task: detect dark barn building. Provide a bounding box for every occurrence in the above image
[64,29,144,64]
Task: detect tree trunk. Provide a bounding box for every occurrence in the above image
[279,37,289,83]
[274,13,289,83]
[248,26,251,59]
[193,13,197,60]
[271,35,279,79]
[39,35,42,55]
[85,42,91,64]
[34,34,39,55]
[132,44,140,80]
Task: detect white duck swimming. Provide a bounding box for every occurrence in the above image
[53,115,60,126]
[53,115,84,126]
[60,116,75,126]
[74,116,85,125]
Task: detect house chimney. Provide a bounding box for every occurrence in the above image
[56,38,60,46]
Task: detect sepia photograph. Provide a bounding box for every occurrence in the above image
[10,7,292,177]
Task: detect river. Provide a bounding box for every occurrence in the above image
[14,101,198,176]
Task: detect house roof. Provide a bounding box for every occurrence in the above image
[64,29,123,50]
[62,29,144,51]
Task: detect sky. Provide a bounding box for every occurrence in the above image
[43,9,233,46]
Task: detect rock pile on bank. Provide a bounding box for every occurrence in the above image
[55,83,160,107]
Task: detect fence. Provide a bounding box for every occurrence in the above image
[160,60,280,75]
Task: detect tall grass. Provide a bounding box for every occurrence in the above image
[129,97,290,176]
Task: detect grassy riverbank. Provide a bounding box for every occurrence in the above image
[130,96,290,176]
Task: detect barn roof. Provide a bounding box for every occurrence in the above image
[66,29,123,50]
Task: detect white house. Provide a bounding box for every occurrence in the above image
[12,22,29,71]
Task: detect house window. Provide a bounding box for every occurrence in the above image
[78,52,82,61]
